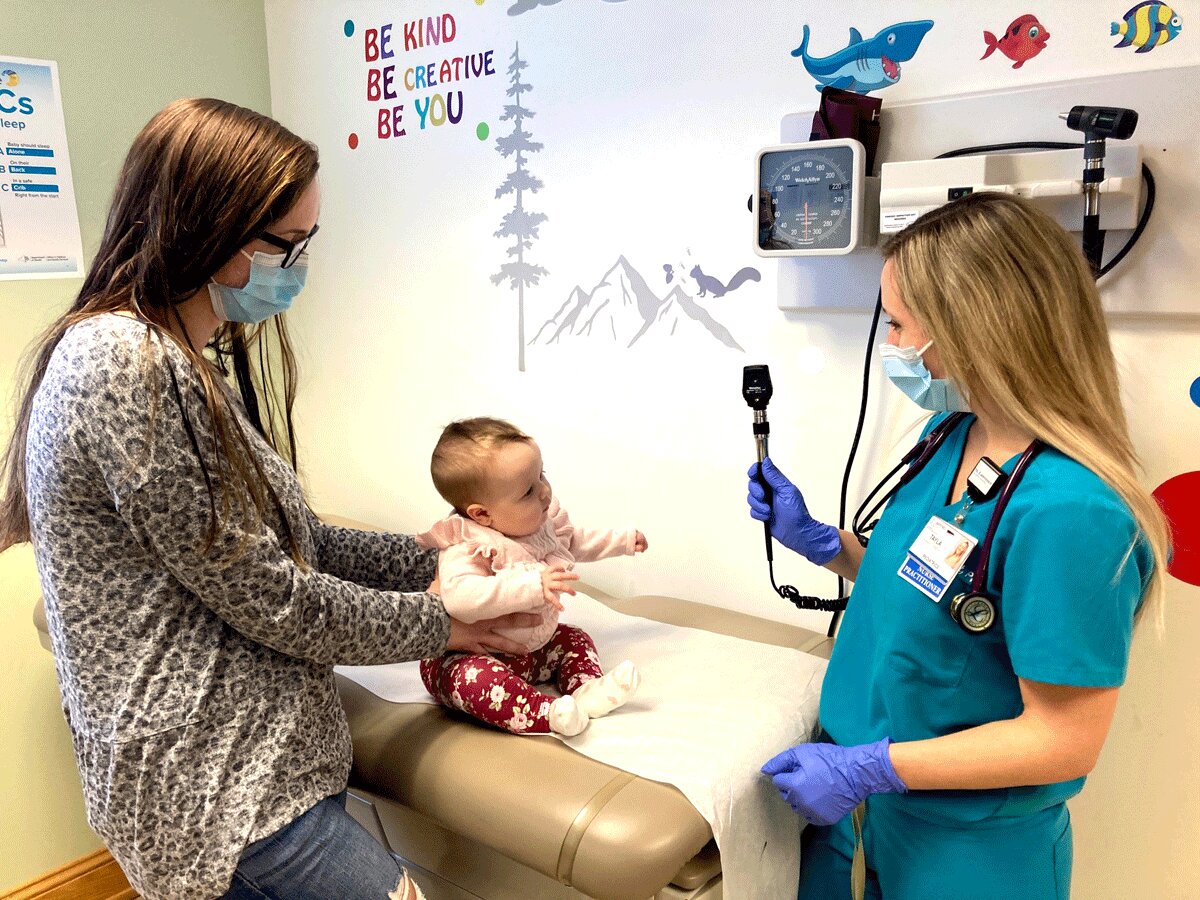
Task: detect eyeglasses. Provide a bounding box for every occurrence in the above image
[258,223,320,269]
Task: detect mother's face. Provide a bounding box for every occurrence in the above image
[210,179,321,291]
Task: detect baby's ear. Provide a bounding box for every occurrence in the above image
[465,503,491,527]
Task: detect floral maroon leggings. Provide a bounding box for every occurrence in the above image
[419,623,603,734]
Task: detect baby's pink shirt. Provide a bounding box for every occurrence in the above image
[415,497,637,652]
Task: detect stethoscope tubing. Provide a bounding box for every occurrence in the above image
[851,412,971,544]
[966,439,1045,594]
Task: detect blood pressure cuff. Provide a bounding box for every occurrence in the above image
[810,87,882,175]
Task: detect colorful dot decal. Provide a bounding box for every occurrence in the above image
[344,20,355,37]
[1153,471,1200,586]
[476,122,490,141]
[347,133,359,150]
[1191,376,1200,409]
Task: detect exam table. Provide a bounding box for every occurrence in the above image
[30,525,833,900]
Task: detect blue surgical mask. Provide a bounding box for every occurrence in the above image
[879,340,970,412]
[208,249,308,324]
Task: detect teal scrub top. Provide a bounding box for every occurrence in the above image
[820,413,1152,824]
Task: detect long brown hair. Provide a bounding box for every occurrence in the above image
[0,98,318,557]
[882,192,1171,627]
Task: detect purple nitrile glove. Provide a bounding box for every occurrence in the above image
[746,457,842,565]
[760,738,908,826]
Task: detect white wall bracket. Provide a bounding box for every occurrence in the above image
[879,145,1142,234]
[775,65,1197,316]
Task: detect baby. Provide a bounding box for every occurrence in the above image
[416,417,647,736]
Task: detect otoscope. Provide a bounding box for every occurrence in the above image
[743,365,848,612]
[743,365,774,564]
[1061,105,1139,274]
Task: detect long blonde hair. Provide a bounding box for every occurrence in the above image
[0,98,317,558]
[882,192,1170,627]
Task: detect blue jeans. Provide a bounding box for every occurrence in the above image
[221,792,412,899]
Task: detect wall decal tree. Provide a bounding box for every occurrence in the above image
[491,43,548,372]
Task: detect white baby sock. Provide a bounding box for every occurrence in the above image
[572,660,641,719]
[548,694,589,736]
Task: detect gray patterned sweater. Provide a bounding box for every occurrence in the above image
[24,314,450,899]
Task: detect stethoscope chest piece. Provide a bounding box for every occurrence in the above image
[948,592,997,634]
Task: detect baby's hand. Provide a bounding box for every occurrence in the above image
[541,566,579,611]
[634,531,648,553]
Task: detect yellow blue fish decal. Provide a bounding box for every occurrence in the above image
[1112,2,1182,53]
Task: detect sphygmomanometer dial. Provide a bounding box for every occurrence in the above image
[755,139,865,256]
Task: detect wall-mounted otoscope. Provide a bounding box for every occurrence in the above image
[1061,104,1139,274]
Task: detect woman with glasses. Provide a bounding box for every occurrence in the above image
[0,98,536,900]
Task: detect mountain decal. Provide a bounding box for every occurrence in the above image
[530,255,744,351]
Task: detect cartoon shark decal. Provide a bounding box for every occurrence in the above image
[792,20,935,93]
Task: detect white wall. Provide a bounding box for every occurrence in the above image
[265,2,1200,897]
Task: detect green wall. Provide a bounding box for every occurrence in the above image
[0,2,271,889]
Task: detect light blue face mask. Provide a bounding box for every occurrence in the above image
[879,340,970,412]
[208,249,307,324]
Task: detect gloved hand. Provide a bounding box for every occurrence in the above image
[746,457,842,565]
[761,738,908,826]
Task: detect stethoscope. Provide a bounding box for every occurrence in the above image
[853,412,1046,634]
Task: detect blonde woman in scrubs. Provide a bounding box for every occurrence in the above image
[748,193,1170,899]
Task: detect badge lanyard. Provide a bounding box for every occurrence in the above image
[854,413,1045,634]
[945,440,1045,633]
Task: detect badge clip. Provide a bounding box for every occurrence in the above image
[966,457,1006,504]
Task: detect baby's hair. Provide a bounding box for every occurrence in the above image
[431,417,533,513]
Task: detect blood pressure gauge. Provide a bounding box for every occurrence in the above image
[754,139,867,257]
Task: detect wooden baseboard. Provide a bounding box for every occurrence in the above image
[1,848,137,900]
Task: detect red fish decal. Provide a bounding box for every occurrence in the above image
[982,14,1050,68]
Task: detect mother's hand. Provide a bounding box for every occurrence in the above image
[447,612,540,656]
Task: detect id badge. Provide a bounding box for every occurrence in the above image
[897,516,978,603]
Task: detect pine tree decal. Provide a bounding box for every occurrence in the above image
[491,43,548,372]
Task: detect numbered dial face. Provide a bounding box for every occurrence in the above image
[758,145,856,252]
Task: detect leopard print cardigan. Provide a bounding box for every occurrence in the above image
[24,314,449,899]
